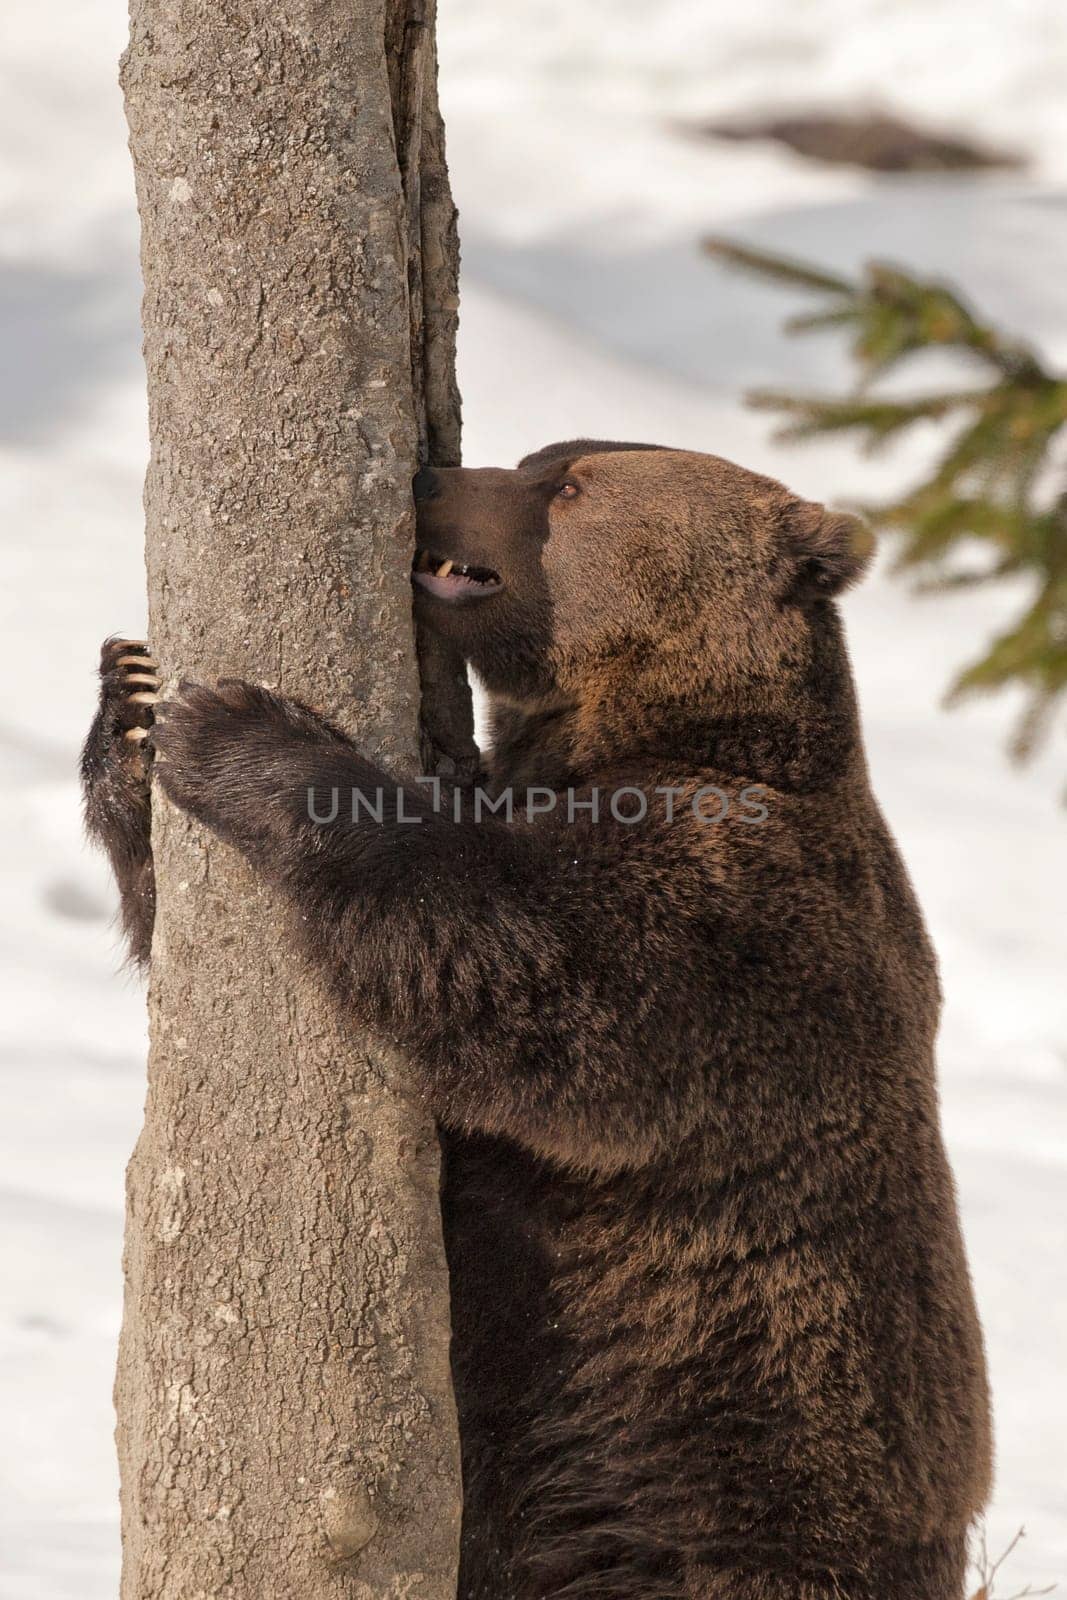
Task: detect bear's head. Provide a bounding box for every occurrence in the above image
[413,441,872,734]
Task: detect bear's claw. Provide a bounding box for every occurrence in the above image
[97,636,161,752]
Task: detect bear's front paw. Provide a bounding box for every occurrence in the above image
[97,635,161,763]
[81,635,162,862]
[151,679,337,847]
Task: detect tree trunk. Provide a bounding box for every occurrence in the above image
[116,1,471,1594]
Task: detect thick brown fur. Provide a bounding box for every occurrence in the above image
[83,444,991,1599]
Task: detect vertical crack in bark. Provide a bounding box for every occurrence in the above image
[390,0,479,782]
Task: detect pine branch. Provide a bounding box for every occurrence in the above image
[709,236,1067,778]
[747,388,981,447]
[704,237,853,295]
[887,496,1041,570]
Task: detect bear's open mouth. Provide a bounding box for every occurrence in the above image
[412,549,503,601]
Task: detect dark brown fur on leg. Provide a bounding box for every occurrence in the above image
[104,444,990,1599]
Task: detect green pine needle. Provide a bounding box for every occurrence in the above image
[710,237,1067,779]
[704,237,853,296]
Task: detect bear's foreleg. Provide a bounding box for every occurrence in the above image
[151,679,709,1171]
[81,636,159,965]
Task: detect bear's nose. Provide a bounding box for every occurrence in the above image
[412,465,440,504]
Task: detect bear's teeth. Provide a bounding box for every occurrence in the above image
[436,559,455,577]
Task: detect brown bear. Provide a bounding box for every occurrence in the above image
[82,442,991,1600]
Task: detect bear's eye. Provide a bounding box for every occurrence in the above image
[556,481,580,500]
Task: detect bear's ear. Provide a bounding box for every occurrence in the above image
[778,498,875,603]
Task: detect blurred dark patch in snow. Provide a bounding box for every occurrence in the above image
[15,1312,68,1337]
[42,878,109,922]
[698,111,1023,174]
[0,231,141,446]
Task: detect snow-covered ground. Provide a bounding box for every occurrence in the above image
[1,1,1065,1595]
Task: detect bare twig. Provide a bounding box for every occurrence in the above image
[969,1522,1057,1600]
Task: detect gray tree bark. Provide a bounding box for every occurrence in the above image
[116,1,472,1594]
